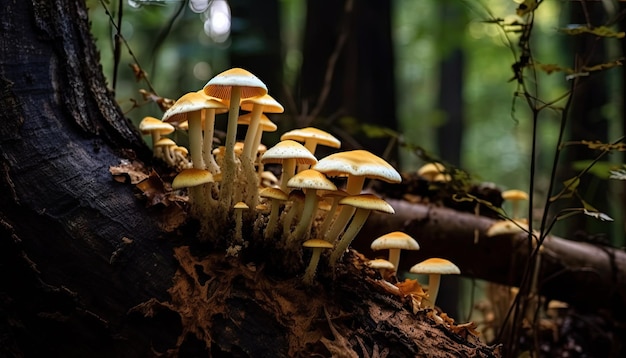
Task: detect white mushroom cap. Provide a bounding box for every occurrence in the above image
[281,127,341,151]
[162,92,227,125]
[287,169,337,192]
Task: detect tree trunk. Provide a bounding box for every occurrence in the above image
[0,1,499,356]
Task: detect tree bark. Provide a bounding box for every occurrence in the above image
[0,1,499,356]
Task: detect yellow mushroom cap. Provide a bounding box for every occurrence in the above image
[171,168,214,189]
[162,92,228,125]
[501,189,529,201]
[366,258,395,270]
[237,113,278,132]
[486,219,528,237]
[303,238,334,249]
[240,93,284,113]
[259,187,289,201]
[313,150,401,184]
[203,67,268,101]
[154,138,177,147]
[280,127,341,149]
[287,169,337,192]
[338,194,395,214]
[234,201,249,210]
[139,116,175,135]
[417,162,446,181]
[261,140,318,165]
[370,231,420,251]
[409,258,460,275]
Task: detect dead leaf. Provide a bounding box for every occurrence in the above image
[109,160,149,184]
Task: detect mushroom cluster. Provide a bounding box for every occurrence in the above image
[138,67,409,285]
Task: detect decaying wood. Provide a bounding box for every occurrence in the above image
[357,199,626,319]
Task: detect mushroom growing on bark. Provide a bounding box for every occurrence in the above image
[138,116,175,158]
[203,68,268,208]
[280,127,341,171]
[370,231,420,273]
[409,258,460,309]
[302,239,334,285]
[259,187,288,239]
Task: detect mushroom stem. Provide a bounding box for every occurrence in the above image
[387,249,402,271]
[302,248,323,285]
[202,108,220,175]
[291,189,319,242]
[425,274,442,308]
[329,208,371,265]
[346,175,366,195]
[265,199,282,239]
[242,104,264,161]
[323,205,356,242]
[220,86,242,208]
[280,159,297,192]
[187,111,206,169]
[318,198,340,238]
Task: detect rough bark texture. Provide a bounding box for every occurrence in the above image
[0,1,500,357]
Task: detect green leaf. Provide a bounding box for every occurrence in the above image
[360,124,398,138]
[571,160,615,179]
[549,177,579,201]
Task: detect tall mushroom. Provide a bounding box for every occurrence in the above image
[162,92,227,171]
[240,93,284,161]
[501,189,529,220]
[329,194,395,266]
[409,258,460,309]
[203,68,268,208]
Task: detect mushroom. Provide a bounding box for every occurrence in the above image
[370,231,420,272]
[259,187,288,239]
[486,218,529,237]
[233,201,249,243]
[240,93,284,161]
[153,138,178,167]
[139,116,175,158]
[366,258,396,280]
[280,127,341,171]
[261,140,318,192]
[302,239,334,285]
[313,150,401,241]
[417,162,446,181]
[409,258,460,308]
[286,169,337,242]
[501,189,529,219]
[317,189,349,238]
[171,168,214,190]
[162,92,227,170]
[203,68,268,208]
[329,194,395,266]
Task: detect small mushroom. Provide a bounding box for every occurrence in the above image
[366,258,396,280]
[302,239,334,285]
[139,116,175,158]
[417,162,446,181]
[501,189,529,219]
[409,258,460,308]
[370,231,420,272]
[280,127,341,171]
[233,201,249,243]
